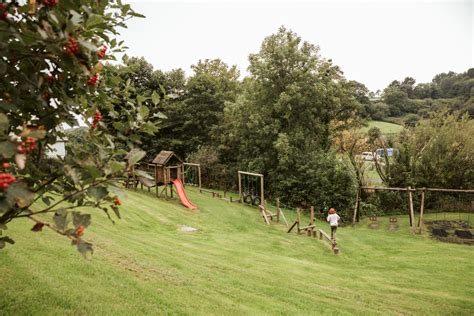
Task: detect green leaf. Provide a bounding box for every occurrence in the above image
[0,141,15,158]
[108,161,125,173]
[53,209,68,231]
[6,182,35,209]
[0,113,8,135]
[111,205,121,219]
[72,212,91,228]
[0,236,15,249]
[87,186,108,201]
[127,149,146,166]
[151,91,160,106]
[138,105,149,120]
[76,239,93,257]
[86,14,104,28]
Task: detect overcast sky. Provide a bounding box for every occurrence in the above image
[118,0,473,92]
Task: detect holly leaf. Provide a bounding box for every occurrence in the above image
[0,236,15,249]
[0,113,8,135]
[87,186,108,201]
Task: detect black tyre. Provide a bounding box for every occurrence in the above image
[244,194,253,204]
[252,196,261,206]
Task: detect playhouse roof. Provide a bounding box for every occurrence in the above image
[152,150,182,165]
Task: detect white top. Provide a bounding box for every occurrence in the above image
[327,214,340,226]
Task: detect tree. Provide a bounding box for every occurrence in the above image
[0,0,154,254]
[218,26,358,208]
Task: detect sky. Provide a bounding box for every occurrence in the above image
[118,0,473,92]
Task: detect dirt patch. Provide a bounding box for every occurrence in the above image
[424,220,474,245]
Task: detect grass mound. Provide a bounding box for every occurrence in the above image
[0,187,473,315]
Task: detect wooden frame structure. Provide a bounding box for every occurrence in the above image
[258,198,288,226]
[183,162,201,189]
[238,171,264,205]
[353,186,474,229]
[287,207,316,237]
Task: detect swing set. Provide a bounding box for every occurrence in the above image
[238,171,264,206]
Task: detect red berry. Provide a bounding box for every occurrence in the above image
[17,137,37,154]
[87,74,99,86]
[114,196,121,206]
[75,224,85,237]
[0,173,16,189]
[2,162,9,169]
[91,111,102,129]
[97,46,107,59]
[66,38,79,55]
[43,0,59,7]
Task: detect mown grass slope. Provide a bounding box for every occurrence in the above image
[1,187,473,315]
[361,120,403,135]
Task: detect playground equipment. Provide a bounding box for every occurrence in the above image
[238,171,264,206]
[183,162,201,188]
[258,198,288,226]
[287,207,316,236]
[286,207,339,254]
[354,186,474,230]
[125,150,198,209]
[172,178,197,209]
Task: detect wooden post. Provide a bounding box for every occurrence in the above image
[310,206,314,225]
[276,198,280,223]
[418,188,425,228]
[230,196,233,203]
[408,186,414,227]
[260,176,264,209]
[297,208,301,234]
[198,164,202,189]
[352,188,360,225]
[238,172,242,202]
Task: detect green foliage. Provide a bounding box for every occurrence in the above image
[388,111,474,189]
[272,151,357,220]
[215,27,359,209]
[0,0,152,254]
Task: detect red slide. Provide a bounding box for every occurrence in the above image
[171,178,198,209]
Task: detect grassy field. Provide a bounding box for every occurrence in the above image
[361,120,404,135]
[1,187,473,315]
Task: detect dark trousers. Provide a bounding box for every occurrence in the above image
[331,226,337,240]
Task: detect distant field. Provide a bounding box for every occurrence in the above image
[361,120,403,135]
[1,188,473,315]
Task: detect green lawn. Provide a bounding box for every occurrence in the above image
[361,120,404,135]
[1,187,473,315]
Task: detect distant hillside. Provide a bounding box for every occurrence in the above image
[360,120,403,135]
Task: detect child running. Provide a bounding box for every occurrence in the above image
[326,208,341,241]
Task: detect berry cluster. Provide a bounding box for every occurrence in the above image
[97,46,107,59]
[114,196,121,206]
[87,73,99,86]
[75,224,85,237]
[2,162,9,169]
[17,137,37,154]
[0,3,9,19]
[0,173,16,189]
[42,0,59,7]
[91,111,102,129]
[66,37,79,55]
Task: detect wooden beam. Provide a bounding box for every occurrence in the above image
[279,208,289,227]
[260,176,264,209]
[408,186,414,227]
[287,221,298,233]
[238,172,242,202]
[310,206,314,226]
[276,198,280,223]
[418,188,425,228]
[361,186,416,191]
[238,171,264,177]
[352,188,360,225]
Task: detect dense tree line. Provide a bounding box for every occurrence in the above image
[360,69,474,124]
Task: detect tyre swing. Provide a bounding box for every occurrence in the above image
[238,171,264,207]
[251,177,261,206]
[243,174,253,204]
